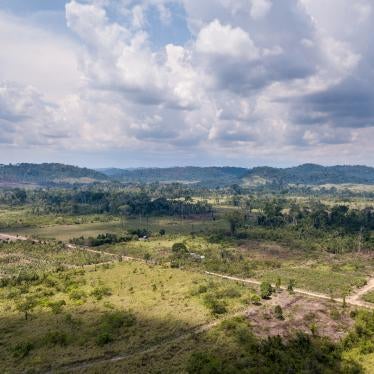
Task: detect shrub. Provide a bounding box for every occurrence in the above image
[250,294,261,305]
[170,259,180,268]
[198,285,208,294]
[172,242,188,253]
[260,282,273,299]
[47,300,66,314]
[95,311,136,346]
[69,289,87,301]
[287,279,296,293]
[186,352,222,374]
[203,294,227,315]
[44,331,68,346]
[274,305,284,320]
[218,287,241,299]
[96,332,113,346]
[13,341,33,358]
[90,286,112,300]
[16,296,37,320]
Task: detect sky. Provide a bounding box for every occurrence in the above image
[0,0,373,168]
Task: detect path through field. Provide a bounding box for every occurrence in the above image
[205,271,374,310]
[1,233,374,372]
[0,233,28,241]
[50,306,250,373]
[347,276,374,308]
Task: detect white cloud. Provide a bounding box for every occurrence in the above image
[196,20,259,60]
[0,11,80,101]
[250,0,272,19]
[0,0,373,166]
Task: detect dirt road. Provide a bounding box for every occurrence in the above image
[347,276,374,308]
[205,271,374,310]
[0,233,28,241]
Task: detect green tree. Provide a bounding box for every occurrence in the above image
[16,296,37,320]
[287,279,296,293]
[225,211,244,235]
[260,281,273,299]
[172,242,188,254]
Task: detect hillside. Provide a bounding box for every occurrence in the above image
[1,163,373,188]
[0,163,108,186]
[243,164,374,186]
[100,166,249,186]
[100,164,374,186]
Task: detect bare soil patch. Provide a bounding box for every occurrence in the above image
[246,291,353,342]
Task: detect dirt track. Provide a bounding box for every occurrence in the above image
[347,276,374,308]
[205,271,374,310]
[0,233,28,241]
[1,232,373,372]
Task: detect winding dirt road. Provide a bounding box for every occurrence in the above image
[347,276,374,309]
[2,233,373,309]
[205,271,374,310]
[0,233,28,241]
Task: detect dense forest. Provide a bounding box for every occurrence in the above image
[2,163,374,188]
[0,163,108,186]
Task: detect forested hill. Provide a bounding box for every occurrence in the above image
[100,167,249,185]
[243,164,374,186]
[0,163,108,186]
[101,164,374,186]
[1,163,374,187]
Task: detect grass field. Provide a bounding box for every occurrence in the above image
[362,290,374,304]
[2,216,227,241]
[0,260,255,372]
[0,241,113,278]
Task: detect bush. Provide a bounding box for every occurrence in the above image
[218,287,241,299]
[13,341,33,358]
[288,279,296,293]
[95,310,136,346]
[96,332,113,346]
[198,285,208,294]
[69,289,87,301]
[44,331,68,346]
[203,294,227,315]
[47,300,66,314]
[260,282,273,299]
[90,286,112,300]
[274,305,284,320]
[250,294,261,305]
[172,242,188,253]
[186,352,222,374]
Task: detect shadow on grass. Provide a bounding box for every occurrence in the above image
[0,308,367,374]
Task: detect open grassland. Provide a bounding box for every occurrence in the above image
[362,290,374,304]
[255,266,367,298]
[67,297,367,374]
[0,207,117,230]
[77,233,373,298]
[2,215,227,241]
[0,241,112,278]
[0,260,255,372]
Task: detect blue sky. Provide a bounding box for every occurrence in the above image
[0,0,373,168]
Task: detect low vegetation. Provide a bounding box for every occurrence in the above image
[0,166,373,372]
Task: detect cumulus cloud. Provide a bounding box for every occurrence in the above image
[0,0,373,166]
[0,11,80,100]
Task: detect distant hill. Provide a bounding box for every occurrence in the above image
[102,164,374,187]
[1,163,373,188]
[0,163,108,186]
[243,164,374,186]
[100,167,248,186]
